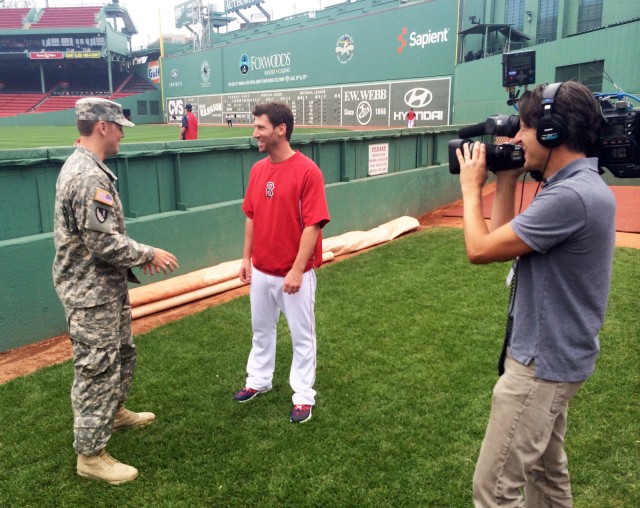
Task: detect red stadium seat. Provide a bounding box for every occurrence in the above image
[0,8,30,29]
[0,93,47,116]
[32,95,86,112]
[29,6,102,29]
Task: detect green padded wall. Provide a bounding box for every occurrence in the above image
[0,127,460,352]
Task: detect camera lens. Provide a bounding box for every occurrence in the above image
[448,139,524,174]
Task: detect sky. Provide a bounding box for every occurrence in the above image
[29,1,347,49]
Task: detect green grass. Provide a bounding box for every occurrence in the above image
[0,125,346,150]
[0,229,637,507]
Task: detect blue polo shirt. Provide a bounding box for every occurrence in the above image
[509,158,616,382]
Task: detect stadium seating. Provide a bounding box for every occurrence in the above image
[33,95,89,113]
[30,6,102,29]
[111,74,157,97]
[0,73,158,117]
[0,8,30,29]
[0,5,157,118]
[0,93,47,116]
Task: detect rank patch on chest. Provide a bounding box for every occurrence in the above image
[94,188,114,206]
[96,207,109,223]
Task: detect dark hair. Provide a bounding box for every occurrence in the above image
[518,81,601,153]
[252,102,294,141]
[76,119,97,136]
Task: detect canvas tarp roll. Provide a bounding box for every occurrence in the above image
[322,216,419,256]
[128,216,417,318]
[129,251,335,317]
[129,260,242,308]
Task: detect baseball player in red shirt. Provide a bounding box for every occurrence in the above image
[234,102,330,424]
[180,103,198,140]
[406,107,416,128]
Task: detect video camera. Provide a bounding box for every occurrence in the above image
[448,94,640,178]
[448,115,523,175]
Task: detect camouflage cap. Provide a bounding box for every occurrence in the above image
[75,97,135,127]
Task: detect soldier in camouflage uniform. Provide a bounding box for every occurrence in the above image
[53,98,179,485]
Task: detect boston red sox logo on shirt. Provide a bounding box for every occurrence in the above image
[266,181,275,198]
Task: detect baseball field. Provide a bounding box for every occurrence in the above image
[0,228,638,506]
[0,124,345,150]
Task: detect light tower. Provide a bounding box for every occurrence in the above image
[190,0,210,51]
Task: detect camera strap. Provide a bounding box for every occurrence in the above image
[498,258,519,376]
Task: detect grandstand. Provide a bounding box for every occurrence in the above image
[0,7,30,29]
[0,3,159,121]
[0,93,46,116]
[29,6,103,29]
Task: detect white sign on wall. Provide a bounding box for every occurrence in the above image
[224,0,261,13]
[368,143,389,176]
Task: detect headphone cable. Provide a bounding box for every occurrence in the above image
[517,171,528,213]
[534,148,553,197]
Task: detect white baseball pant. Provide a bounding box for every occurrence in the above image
[245,267,317,405]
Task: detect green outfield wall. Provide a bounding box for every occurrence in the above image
[164,0,457,96]
[159,0,639,129]
[162,0,458,128]
[0,127,460,352]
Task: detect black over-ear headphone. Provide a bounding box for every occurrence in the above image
[536,82,567,148]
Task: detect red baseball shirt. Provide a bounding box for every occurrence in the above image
[242,151,330,276]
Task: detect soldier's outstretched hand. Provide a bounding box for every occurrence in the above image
[144,248,179,275]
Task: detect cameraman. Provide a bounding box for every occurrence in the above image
[456,81,616,507]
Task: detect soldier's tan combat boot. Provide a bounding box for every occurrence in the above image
[113,406,156,431]
[77,449,138,485]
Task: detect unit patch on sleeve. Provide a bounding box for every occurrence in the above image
[87,200,116,234]
[95,207,109,223]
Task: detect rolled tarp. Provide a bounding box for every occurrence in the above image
[322,216,419,256]
[127,216,419,318]
[131,277,247,319]
[129,259,242,308]
[129,251,335,318]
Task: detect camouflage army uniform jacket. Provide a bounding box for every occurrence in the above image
[53,146,154,309]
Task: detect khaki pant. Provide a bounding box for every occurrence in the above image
[473,355,584,507]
